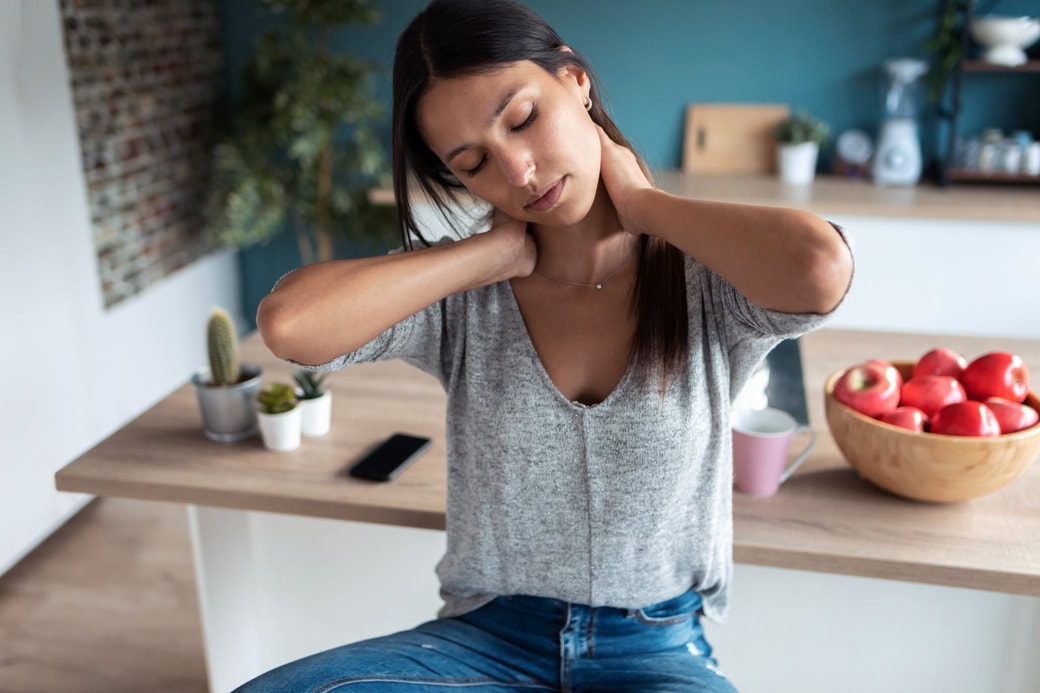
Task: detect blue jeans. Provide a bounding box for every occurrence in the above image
[233,588,737,692]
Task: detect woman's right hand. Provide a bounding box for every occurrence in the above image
[260,208,539,365]
[485,208,537,279]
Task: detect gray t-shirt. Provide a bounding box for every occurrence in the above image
[314,253,835,623]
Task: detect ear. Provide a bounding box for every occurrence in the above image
[556,48,591,106]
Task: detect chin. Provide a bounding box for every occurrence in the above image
[535,185,598,227]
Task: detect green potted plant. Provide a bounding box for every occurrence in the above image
[205,0,396,265]
[256,382,301,451]
[293,368,331,437]
[774,109,830,185]
[191,307,263,442]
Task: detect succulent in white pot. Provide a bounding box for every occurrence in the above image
[293,368,332,437]
[256,382,301,452]
[774,110,830,185]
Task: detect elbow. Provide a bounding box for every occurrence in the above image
[800,231,854,314]
[256,292,300,361]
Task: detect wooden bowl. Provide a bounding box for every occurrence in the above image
[824,361,1040,502]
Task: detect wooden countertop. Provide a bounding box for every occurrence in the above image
[653,171,1040,223]
[56,329,1040,597]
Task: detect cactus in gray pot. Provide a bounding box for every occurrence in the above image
[207,307,240,386]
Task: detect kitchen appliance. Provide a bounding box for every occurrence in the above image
[873,58,928,186]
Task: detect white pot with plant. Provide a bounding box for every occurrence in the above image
[294,369,331,437]
[191,307,263,442]
[774,110,830,185]
[256,382,301,452]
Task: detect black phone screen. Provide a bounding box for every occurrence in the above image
[347,433,432,481]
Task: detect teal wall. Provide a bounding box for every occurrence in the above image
[219,0,1040,326]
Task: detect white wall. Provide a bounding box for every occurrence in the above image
[0,0,242,575]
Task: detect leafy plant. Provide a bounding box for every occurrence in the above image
[257,382,299,414]
[206,307,240,386]
[206,0,396,265]
[926,0,1006,104]
[774,110,830,146]
[293,368,329,400]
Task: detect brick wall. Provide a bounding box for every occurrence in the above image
[60,0,224,308]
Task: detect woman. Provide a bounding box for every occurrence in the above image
[241,0,853,690]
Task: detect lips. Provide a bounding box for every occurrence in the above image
[525,178,565,212]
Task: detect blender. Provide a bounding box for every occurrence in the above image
[872,58,928,186]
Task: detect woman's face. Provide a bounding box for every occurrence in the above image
[417,60,601,227]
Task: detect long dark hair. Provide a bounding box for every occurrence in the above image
[392,0,687,385]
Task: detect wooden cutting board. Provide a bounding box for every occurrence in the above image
[682,104,790,174]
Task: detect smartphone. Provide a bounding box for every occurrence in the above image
[347,433,432,482]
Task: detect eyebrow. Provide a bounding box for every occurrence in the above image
[444,85,523,164]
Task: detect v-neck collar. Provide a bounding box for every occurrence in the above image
[502,280,633,412]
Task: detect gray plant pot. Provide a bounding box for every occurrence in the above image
[191,363,263,442]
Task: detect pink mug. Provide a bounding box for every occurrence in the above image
[732,407,816,497]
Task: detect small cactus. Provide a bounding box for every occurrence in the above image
[207,307,240,387]
[293,368,328,400]
[257,382,298,415]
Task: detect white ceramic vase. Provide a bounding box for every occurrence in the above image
[778,142,819,185]
[299,391,332,437]
[257,408,302,452]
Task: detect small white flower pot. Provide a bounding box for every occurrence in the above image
[778,142,819,185]
[257,408,302,452]
[299,391,332,437]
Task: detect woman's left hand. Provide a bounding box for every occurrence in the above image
[597,126,653,235]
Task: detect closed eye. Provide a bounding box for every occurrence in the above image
[463,156,487,177]
[512,105,538,132]
[462,105,539,178]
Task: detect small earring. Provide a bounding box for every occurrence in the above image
[584,96,592,112]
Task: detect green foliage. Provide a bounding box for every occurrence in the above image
[774,110,830,146]
[206,0,396,264]
[206,307,240,387]
[293,368,329,399]
[926,0,962,104]
[257,382,299,414]
[925,0,1006,104]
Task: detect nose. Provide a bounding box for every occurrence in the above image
[497,147,535,187]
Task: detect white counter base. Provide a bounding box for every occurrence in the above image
[187,506,1040,693]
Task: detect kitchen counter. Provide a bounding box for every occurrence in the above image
[55,327,1040,597]
[653,170,1040,223]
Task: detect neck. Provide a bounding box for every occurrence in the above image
[530,183,633,284]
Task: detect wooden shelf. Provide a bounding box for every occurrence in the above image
[948,168,1040,184]
[962,59,1040,73]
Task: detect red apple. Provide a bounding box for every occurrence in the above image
[912,347,967,380]
[960,352,1031,403]
[899,375,967,419]
[879,406,928,432]
[833,361,902,418]
[931,401,1001,437]
[865,359,904,390]
[984,397,1040,434]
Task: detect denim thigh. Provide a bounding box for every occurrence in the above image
[232,589,737,692]
[230,616,558,692]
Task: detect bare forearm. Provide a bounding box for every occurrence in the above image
[257,233,516,365]
[627,188,852,314]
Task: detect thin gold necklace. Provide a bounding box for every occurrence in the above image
[534,244,634,290]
